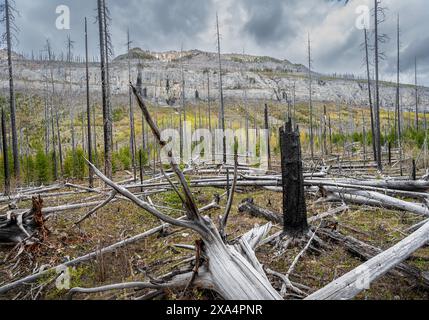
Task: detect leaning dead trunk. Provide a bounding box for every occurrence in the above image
[80,83,283,300]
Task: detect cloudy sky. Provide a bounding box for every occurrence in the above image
[1,0,429,85]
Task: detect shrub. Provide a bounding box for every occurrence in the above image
[35,149,51,184]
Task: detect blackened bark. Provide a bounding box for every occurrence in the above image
[279,119,308,237]
[264,104,272,171]
[374,0,382,171]
[364,28,377,162]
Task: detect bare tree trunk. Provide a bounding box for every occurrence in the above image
[51,108,58,181]
[97,0,112,179]
[323,105,328,156]
[396,15,403,176]
[44,98,50,156]
[415,57,419,130]
[2,109,10,196]
[180,46,186,163]
[92,103,98,167]
[374,0,383,171]
[136,67,147,158]
[328,115,333,154]
[55,107,63,176]
[127,29,137,182]
[216,13,226,164]
[364,28,377,162]
[206,70,215,163]
[4,0,19,180]
[85,18,94,188]
[308,33,314,161]
[264,104,272,171]
[67,36,76,155]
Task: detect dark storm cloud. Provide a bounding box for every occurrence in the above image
[4,0,213,58]
[2,0,429,86]
[240,0,295,45]
[109,0,215,51]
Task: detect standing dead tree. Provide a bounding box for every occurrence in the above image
[373,0,388,171]
[85,17,93,188]
[66,35,76,155]
[265,104,272,171]
[216,13,226,164]
[1,0,19,180]
[395,15,403,176]
[45,39,60,180]
[126,29,137,181]
[414,57,419,130]
[307,33,314,161]
[97,0,113,179]
[2,108,10,196]
[363,28,377,161]
[280,120,309,237]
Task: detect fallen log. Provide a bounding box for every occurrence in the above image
[323,187,429,216]
[317,229,429,290]
[238,198,283,225]
[305,180,429,200]
[238,198,348,226]
[306,220,429,300]
[312,178,429,192]
[0,199,221,295]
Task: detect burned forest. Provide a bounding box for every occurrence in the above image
[0,0,429,303]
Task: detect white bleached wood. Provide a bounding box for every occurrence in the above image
[306,220,429,300]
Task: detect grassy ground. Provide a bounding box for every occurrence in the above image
[1,165,428,300]
[1,95,429,300]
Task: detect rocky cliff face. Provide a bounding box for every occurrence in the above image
[1,48,428,111]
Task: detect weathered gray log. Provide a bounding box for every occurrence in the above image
[318,229,429,290]
[323,187,429,216]
[305,179,429,200]
[306,220,429,300]
[314,178,429,192]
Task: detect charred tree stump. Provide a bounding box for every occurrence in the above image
[280,119,309,237]
[0,196,47,244]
